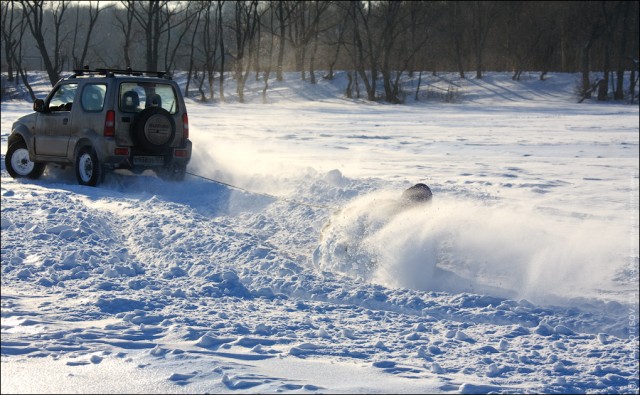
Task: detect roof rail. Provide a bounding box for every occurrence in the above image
[70,67,171,80]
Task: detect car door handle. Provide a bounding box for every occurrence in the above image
[63,118,69,125]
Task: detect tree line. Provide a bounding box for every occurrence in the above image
[2,1,638,103]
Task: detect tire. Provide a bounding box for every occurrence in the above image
[156,164,186,182]
[5,140,46,179]
[75,146,102,186]
[131,107,176,153]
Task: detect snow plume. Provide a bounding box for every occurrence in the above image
[314,192,628,306]
[189,124,308,198]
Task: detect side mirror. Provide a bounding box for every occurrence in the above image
[33,99,45,112]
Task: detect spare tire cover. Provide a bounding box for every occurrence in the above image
[132,107,176,152]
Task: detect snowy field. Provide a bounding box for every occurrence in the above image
[1,71,639,394]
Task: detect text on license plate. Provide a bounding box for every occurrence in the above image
[133,156,164,166]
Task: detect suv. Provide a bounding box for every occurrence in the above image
[5,68,191,186]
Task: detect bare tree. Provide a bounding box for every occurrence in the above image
[572,1,606,99]
[124,0,172,71]
[379,1,429,103]
[307,1,331,84]
[285,0,329,82]
[274,1,293,81]
[1,1,20,81]
[260,1,277,102]
[420,2,460,78]
[21,0,69,86]
[286,1,306,79]
[185,3,205,98]
[201,0,220,101]
[5,7,37,101]
[164,2,198,73]
[217,0,226,101]
[503,2,556,81]
[596,1,622,101]
[231,0,260,103]
[115,1,136,68]
[346,0,381,101]
[71,1,111,69]
[5,0,640,107]
[274,1,286,81]
[379,1,405,102]
[322,3,350,80]
[613,1,630,100]
[627,2,639,103]
[469,1,494,79]
[451,2,467,78]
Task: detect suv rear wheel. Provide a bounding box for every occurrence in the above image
[5,140,46,179]
[75,146,102,186]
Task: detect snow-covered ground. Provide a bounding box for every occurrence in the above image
[1,71,638,394]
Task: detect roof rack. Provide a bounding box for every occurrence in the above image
[70,67,171,80]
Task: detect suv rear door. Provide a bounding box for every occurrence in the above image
[35,82,78,157]
[117,81,183,146]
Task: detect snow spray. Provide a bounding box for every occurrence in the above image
[313,191,628,306]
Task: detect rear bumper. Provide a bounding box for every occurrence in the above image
[103,139,192,170]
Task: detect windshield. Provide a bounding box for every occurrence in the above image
[48,83,78,111]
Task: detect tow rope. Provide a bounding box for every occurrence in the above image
[185,171,336,210]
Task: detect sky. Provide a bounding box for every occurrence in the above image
[1,70,639,394]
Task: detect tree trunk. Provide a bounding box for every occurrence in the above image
[276,1,286,82]
[415,70,422,101]
[597,41,610,101]
[309,30,319,84]
[452,2,466,79]
[345,71,353,98]
[196,68,206,101]
[470,1,490,79]
[581,43,593,99]
[628,58,638,103]
[218,0,225,102]
[185,5,202,98]
[614,1,630,100]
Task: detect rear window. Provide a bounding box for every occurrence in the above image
[119,82,178,114]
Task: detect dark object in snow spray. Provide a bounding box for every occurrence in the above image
[401,183,433,205]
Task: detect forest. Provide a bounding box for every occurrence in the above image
[2,1,639,103]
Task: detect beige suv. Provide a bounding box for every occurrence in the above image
[5,68,191,186]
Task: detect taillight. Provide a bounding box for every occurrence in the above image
[174,149,189,158]
[182,113,189,139]
[104,110,115,137]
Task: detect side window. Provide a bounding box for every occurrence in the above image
[81,84,107,112]
[48,83,78,112]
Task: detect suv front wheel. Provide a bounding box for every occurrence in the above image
[75,146,103,186]
[5,140,46,179]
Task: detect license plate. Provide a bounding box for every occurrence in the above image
[133,156,164,166]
